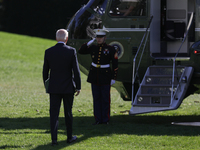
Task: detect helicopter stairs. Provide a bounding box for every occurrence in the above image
[129,65,194,115]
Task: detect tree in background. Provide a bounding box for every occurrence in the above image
[1,0,83,39]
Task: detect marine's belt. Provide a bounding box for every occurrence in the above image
[91,62,110,68]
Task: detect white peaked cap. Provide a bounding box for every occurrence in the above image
[93,29,109,36]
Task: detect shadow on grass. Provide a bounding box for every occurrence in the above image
[0,115,200,149]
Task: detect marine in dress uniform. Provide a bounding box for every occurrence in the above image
[78,29,118,125]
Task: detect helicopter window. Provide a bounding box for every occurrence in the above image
[109,0,147,17]
[90,0,108,15]
[67,0,108,39]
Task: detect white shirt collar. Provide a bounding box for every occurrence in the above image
[57,41,65,44]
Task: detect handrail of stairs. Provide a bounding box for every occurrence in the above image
[171,12,194,106]
[131,16,153,104]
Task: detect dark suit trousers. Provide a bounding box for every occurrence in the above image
[49,93,74,141]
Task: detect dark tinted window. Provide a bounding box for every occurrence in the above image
[109,0,147,17]
[68,0,108,39]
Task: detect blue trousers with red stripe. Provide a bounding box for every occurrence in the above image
[91,84,111,123]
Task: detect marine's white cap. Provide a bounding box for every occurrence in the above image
[93,29,109,37]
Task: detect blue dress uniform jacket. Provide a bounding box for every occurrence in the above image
[78,43,118,85]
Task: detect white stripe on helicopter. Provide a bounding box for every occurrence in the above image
[103,26,148,32]
[103,26,200,32]
[195,28,200,31]
[104,27,148,32]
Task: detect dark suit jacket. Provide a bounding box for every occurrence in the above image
[43,43,81,94]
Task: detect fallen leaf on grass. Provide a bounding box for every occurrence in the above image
[120,110,129,113]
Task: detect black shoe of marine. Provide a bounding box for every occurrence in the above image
[51,141,58,146]
[67,136,77,143]
[92,121,100,125]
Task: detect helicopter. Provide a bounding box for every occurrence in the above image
[66,0,200,115]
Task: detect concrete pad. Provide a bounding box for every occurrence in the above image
[171,122,200,126]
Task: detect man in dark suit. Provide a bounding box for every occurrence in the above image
[43,29,81,145]
[78,29,118,125]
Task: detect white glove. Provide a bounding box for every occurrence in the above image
[111,79,115,85]
[87,38,95,46]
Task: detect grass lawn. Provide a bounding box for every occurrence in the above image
[0,31,200,150]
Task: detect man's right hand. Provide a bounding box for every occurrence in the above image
[75,90,81,96]
[87,38,95,46]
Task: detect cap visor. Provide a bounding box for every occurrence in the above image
[96,35,105,38]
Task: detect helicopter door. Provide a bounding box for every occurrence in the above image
[165,0,188,55]
[150,0,190,57]
[150,0,161,56]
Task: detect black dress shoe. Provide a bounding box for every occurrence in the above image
[102,122,109,125]
[92,121,100,125]
[67,136,77,143]
[51,141,58,146]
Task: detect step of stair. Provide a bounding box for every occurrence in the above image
[135,94,171,107]
[141,85,176,94]
[145,75,180,85]
[149,66,184,75]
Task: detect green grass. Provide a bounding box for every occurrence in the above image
[0,31,200,150]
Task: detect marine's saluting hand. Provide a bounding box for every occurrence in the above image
[87,38,96,46]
